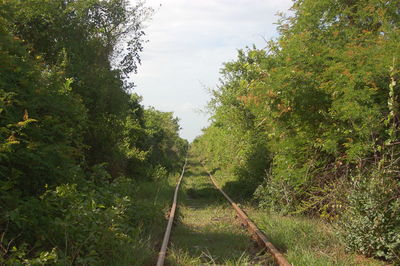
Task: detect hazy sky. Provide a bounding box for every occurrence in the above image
[132,0,293,142]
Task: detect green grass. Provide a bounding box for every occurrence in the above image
[124,175,180,265]
[249,211,386,266]
[208,166,387,266]
[165,157,271,265]
[134,155,386,265]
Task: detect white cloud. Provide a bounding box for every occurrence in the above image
[131,0,293,141]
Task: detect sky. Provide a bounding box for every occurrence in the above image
[131,0,293,142]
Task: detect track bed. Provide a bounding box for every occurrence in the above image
[159,158,278,265]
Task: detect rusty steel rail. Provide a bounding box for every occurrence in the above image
[156,158,187,266]
[203,165,291,266]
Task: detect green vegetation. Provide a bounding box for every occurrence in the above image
[192,0,400,263]
[205,166,384,265]
[252,212,384,266]
[0,0,187,264]
[2,0,400,264]
[165,157,271,265]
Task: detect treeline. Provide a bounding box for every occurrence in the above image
[0,0,187,264]
[192,0,399,262]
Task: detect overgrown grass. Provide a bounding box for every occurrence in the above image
[208,166,386,266]
[124,174,180,265]
[145,157,386,265]
[165,157,270,265]
[251,212,386,266]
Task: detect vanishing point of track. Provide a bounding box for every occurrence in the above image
[156,159,291,266]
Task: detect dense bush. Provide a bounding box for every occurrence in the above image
[340,172,400,261]
[192,0,400,262]
[1,0,187,263]
[3,171,164,265]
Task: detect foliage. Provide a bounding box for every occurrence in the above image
[250,211,384,265]
[340,172,400,261]
[192,0,400,262]
[0,14,86,195]
[0,0,187,263]
[191,49,271,199]
[143,108,188,173]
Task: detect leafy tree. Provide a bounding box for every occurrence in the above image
[193,0,400,261]
[144,108,188,173]
[0,14,86,197]
[8,0,152,176]
[0,0,187,263]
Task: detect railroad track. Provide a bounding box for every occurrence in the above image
[156,159,290,266]
[156,158,187,266]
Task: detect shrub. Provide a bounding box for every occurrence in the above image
[340,172,400,262]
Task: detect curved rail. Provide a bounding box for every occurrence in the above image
[203,165,291,266]
[156,158,187,266]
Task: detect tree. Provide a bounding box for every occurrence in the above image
[194,0,400,261]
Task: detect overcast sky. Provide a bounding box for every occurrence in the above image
[132,0,293,142]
